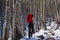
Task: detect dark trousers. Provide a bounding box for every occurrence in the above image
[28,23,34,38]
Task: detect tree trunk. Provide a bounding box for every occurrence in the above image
[2,0,11,40]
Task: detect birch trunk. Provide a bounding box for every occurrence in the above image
[2,0,11,40]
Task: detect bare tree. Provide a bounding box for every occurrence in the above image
[2,0,11,40]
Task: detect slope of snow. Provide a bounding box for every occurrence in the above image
[8,21,60,40]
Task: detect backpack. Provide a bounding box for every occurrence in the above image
[27,14,33,23]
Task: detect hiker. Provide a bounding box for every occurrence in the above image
[27,13,34,38]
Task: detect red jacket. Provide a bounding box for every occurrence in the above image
[27,14,33,23]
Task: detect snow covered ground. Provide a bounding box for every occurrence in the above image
[8,21,60,40]
[20,38,38,40]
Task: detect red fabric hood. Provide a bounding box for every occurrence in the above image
[27,14,33,23]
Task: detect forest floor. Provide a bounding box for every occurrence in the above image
[8,21,60,40]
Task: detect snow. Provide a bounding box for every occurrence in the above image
[43,34,49,39]
[50,22,55,26]
[32,29,44,37]
[54,29,60,36]
[8,21,60,40]
[46,26,51,29]
[8,37,12,40]
[20,38,38,40]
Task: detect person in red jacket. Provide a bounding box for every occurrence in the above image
[27,13,34,38]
